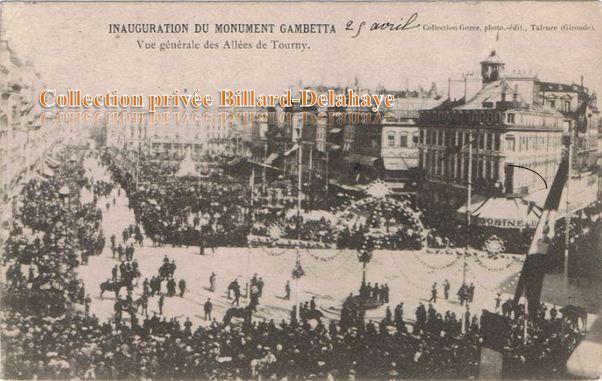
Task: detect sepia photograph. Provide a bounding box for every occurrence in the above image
[0,1,601,380]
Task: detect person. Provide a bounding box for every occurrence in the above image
[383,283,389,304]
[468,283,475,303]
[495,292,502,312]
[429,282,438,303]
[140,294,148,317]
[167,278,176,297]
[158,294,165,315]
[457,284,467,306]
[209,272,216,292]
[249,284,259,309]
[199,230,205,256]
[257,277,264,298]
[111,265,118,282]
[179,279,186,298]
[464,306,470,333]
[184,317,192,335]
[284,281,291,300]
[231,282,241,306]
[310,296,316,311]
[443,279,450,300]
[204,298,213,320]
[394,303,404,325]
[84,294,92,316]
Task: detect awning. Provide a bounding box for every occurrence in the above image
[329,128,342,134]
[328,145,341,151]
[457,196,541,229]
[284,145,298,157]
[345,154,379,167]
[329,179,364,192]
[383,157,416,171]
[265,153,279,165]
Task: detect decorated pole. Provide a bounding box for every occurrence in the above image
[292,252,305,321]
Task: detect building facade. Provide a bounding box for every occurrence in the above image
[417,51,572,227]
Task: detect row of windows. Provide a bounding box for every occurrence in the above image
[423,110,562,128]
[151,142,224,151]
[420,128,563,154]
[420,129,502,151]
[504,133,562,152]
[387,133,419,147]
[545,99,571,112]
[422,152,501,182]
[423,110,504,125]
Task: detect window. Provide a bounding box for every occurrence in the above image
[563,100,571,112]
[388,134,395,147]
[400,135,408,147]
[507,113,515,124]
[494,134,501,151]
[549,100,556,109]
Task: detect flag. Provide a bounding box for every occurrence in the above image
[514,157,569,315]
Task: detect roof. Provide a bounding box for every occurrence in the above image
[455,81,518,110]
[480,50,504,65]
[538,81,581,93]
[451,80,564,117]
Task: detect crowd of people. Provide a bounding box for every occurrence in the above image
[0,145,592,380]
[102,150,251,248]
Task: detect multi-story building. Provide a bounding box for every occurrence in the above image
[417,50,598,229]
[344,92,442,187]
[106,108,249,161]
[0,35,61,248]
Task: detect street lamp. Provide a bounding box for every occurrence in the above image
[58,184,71,263]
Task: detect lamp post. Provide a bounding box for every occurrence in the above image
[58,184,71,263]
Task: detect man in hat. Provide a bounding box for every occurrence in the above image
[204,298,213,321]
[178,279,186,298]
[284,281,291,300]
[429,282,438,303]
[209,272,216,292]
[443,279,450,300]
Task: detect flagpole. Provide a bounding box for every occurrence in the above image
[564,128,572,303]
[262,140,267,193]
[467,131,472,225]
[296,126,303,321]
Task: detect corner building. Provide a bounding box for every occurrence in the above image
[417,51,572,229]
